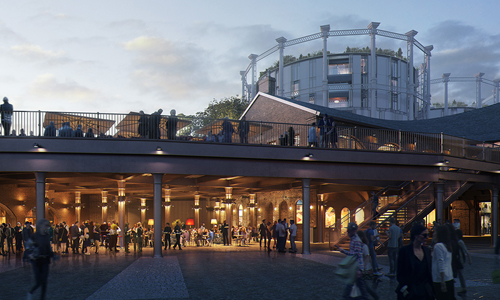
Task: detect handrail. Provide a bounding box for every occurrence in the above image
[3,110,500,164]
[328,181,413,245]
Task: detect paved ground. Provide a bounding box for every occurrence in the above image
[0,238,499,300]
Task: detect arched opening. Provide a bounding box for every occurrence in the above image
[238,204,243,226]
[295,199,303,224]
[279,200,288,220]
[325,207,335,228]
[266,202,273,223]
[341,207,350,233]
[354,207,364,225]
[0,203,17,224]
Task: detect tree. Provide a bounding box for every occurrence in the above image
[178,96,249,137]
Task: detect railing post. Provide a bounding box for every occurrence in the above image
[483,142,485,160]
[354,126,357,150]
[398,130,401,152]
[348,127,352,149]
[38,110,42,136]
[97,112,100,137]
[440,132,444,154]
[259,121,262,144]
[462,137,465,158]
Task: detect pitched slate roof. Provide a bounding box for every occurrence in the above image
[247,92,500,143]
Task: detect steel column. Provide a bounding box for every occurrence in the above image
[35,172,46,222]
[153,173,163,258]
[302,178,311,254]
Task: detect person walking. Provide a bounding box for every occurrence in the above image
[26,218,58,300]
[432,225,456,300]
[365,221,382,276]
[396,223,433,300]
[163,223,172,250]
[386,218,400,276]
[335,222,369,299]
[173,222,182,250]
[370,191,379,218]
[455,229,472,296]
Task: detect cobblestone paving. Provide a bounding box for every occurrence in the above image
[0,239,498,300]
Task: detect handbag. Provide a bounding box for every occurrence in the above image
[335,255,358,285]
[350,283,361,297]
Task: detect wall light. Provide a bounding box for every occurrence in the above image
[156,146,162,151]
[33,143,43,148]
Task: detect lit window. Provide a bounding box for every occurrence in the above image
[328,97,348,108]
[292,80,299,98]
[328,63,350,75]
[309,93,315,104]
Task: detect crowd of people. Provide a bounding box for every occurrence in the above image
[337,218,472,300]
[308,113,338,148]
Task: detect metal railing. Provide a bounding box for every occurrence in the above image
[2,110,500,163]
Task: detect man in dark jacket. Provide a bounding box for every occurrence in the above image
[0,97,13,136]
[163,223,172,250]
[70,221,80,254]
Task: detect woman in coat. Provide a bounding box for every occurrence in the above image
[396,223,434,300]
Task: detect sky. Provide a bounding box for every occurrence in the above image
[0,0,499,116]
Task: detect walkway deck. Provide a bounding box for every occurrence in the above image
[0,238,498,299]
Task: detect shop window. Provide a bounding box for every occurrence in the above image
[238,204,243,226]
[325,207,335,228]
[296,200,303,224]
[354,207,364,225]
[341,207,350,233]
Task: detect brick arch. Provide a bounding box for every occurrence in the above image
[265,202,273,223]
[279,200,288,220]
[0,203,17,224]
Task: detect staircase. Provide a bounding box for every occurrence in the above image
[374,181,473,254]
[329,181,473,253]
[329,181,430,250]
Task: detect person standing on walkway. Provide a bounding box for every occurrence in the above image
[259,219,267,249]
[308,122,317,147]
[317,115,326,147]
[14,222,23,252]
[335,222,369,299]
[0,97,13,136]
[432,225,456,300]
[222,220,229,246]
[455,229,471,296]
[164,222,172,250]
[365,221,382,276]
[173,222,182,250]
[136,223,143,253]
[289,220,297,253]
[124,223,130,253]
[27,218,57,300]
[70,221,80,254]
[5,223,15,254]
[166,109,178,140]
[276,219,286,253]
[386,218,400,276]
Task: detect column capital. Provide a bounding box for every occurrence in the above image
[424,45,433,56]
[405,30,418,38]
[248,53,258,61]
[493,78,500,85]
[475,72,485,79]
[276,36,287,45]
[367,22,380,32]
[442,73,451,82]
[320,24,330,36]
